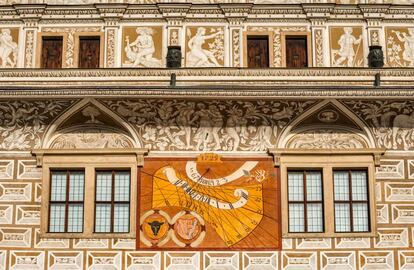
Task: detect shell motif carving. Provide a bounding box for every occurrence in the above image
[286,129,367,149]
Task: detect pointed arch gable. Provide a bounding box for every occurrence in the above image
[41,98,141,149]
[277,99,376,149]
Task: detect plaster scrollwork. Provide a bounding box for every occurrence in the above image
[343,100,414,150]
[315,29,324,67]
[0,100,76,150]
[106,28,116,68]
[0,28,18,68]
[232,29,241,67]
[24,30,34,68]
[102,99,316,151]
[50,126,134,149]
[186,27,224,67]
[286,129,367,149]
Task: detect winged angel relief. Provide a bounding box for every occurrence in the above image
[139,158,280,249]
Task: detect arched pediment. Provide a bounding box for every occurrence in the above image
[42,98,140,149]
[278,99,375,149]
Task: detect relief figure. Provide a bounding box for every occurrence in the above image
[186,27,223,67]
[125,27,162,67]
[391,111,414,149]
[392,28,414,66]
[0,29,18,68]
[332,27,362,67]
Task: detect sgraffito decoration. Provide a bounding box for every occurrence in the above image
[138,155,280,250]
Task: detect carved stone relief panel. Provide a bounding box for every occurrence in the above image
[385,27,414,67]
[330,27,364,67]
[0,100,76,150]
[185,26,225,67]
[0,28,19,68]
[101,99,316,151]
[343,100,414,150]
[122,26,163,68]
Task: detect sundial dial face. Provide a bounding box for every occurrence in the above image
[138,155,281,250]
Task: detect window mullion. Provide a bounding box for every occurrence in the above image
[303,171,308,233]
[111,170,115,233]
[348,170,354,232]
[65,170,70,233]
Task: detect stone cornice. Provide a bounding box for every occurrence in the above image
[0,3,413,23]
[0,86,413,99]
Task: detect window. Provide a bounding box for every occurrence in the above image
[288,170,323,233]
[334,170,369,232]
[247,36,269,68]
[49,170,84,233]
[273,149,381,237]
[95,170,130,233]
[41,36,63,68]
[285,36,308,68]
[35,149,145,238]
[78,36,101,68]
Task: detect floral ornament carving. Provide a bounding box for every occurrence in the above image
[315,29,324,67]
[24,30,34,68]
[286,129,367,149]
[343,100,414,150]
[102,99,316,151]
[232,29,241,67]
[106,28,116,68]
[50,127,133,149]
[0,100,75,150]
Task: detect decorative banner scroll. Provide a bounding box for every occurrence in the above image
[138,156,280,250]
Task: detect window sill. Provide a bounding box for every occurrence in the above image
[283,231,377,238]
[40,232,136,239]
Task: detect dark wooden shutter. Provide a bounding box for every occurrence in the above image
[247,36,269,68]
[78,36,100,68]
[286,37,308,68]
[41,36,63,68]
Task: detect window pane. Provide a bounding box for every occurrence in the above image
[289,203,304,232]
[334,171,349,201]
[115,172,130,202]
[95,203,111,233]
[49,204,65,232]
[352,171,368,201]
[69,172,84,202]
[306,171,322,201]
[51,172,67,201]
[307,203,323,232]
[68,204,83,233]
[288,172,304,201]
[353,203,369,232]
[114,204,130,233]
[96,172,112,201]
[335,203,351,232]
